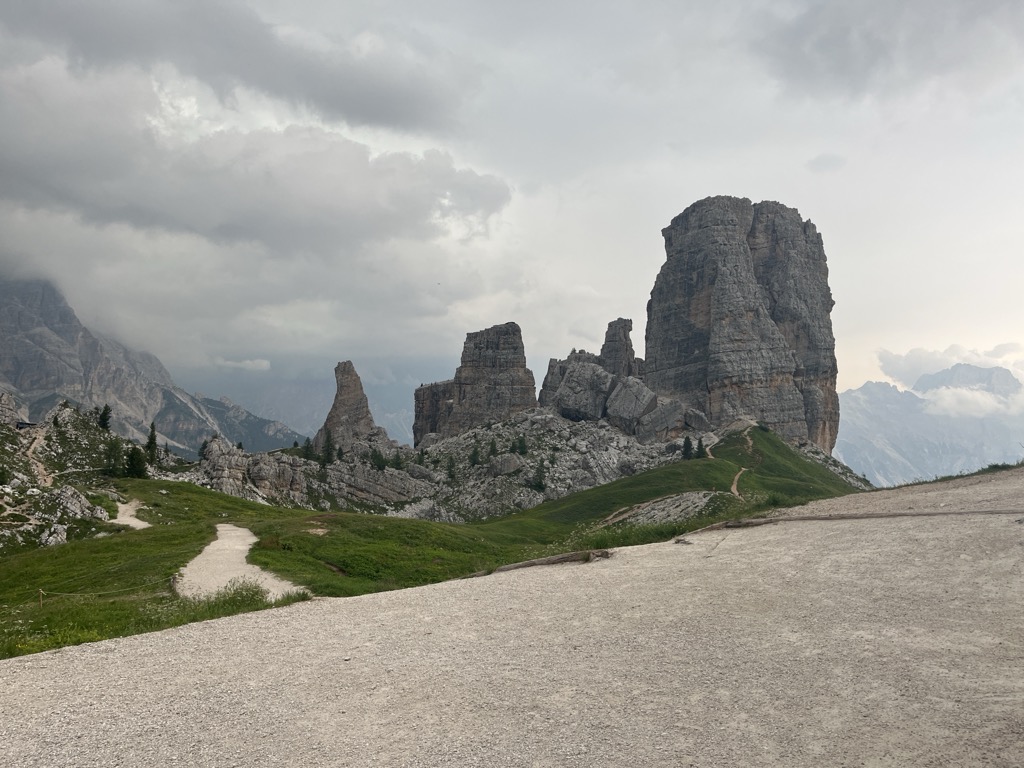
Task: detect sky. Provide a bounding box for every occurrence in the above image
[2,0,1023,439]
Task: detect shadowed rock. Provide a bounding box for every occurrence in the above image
[413,323,537,446]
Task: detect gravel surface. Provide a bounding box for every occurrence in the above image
[2,469,1023,767]
[113,499,150,530]
[175,523,303,600]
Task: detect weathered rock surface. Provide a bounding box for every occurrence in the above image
[0,279,306,454]
[0,391,26,426]
[413,323,537,446]
[552,362,616,422]
[538,350,599,407]
[598,318,643,378]
[605,376,658,435]
[313,361,385,453]
[644,197,839,452]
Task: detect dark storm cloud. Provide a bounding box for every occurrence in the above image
[0,0,475,131]
[753,0,1024,98]
[0,59,509,254]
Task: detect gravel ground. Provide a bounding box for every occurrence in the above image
[2,469,1023,767]
[175,523,303,600]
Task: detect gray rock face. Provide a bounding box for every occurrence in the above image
[552,363,616,422]
[605,377,657,434]
[599,318,643,378]
[413,323,537,446]
[644,197,839,452]
[0,279,306,454]
[313,361,384,453]
[0,391,26,426]
[538,350,598,407]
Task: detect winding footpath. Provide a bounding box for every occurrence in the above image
[175,523,303,601]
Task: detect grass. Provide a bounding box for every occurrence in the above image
[0,427,861,658]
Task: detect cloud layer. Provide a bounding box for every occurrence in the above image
[2,1,1023,434]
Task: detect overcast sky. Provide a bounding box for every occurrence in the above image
[2,0,1023,435]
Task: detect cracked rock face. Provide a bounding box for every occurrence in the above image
[313,361,384,453]
[644,196,839,453]
[413,323,537,446]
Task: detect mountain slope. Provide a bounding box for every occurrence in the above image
[0,278,305,454]
[836,367,1024,486]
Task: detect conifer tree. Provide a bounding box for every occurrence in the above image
[145,422,158,465]
[98,404,112,431]
[321,428,335,469]
[682,436,693,460]
[696,437,707,459]
[125,445,148,478]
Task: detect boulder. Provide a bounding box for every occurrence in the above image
[605,377,657,434]
[553,363,616,422]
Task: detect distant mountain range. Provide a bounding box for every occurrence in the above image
[0,278,306,455]
[835,364,1024,487]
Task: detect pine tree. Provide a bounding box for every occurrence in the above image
[469,444,481,466]
[104,439,123,477]
[696,437,707,459]
[145,422,159,465]
[489,438,498,457]
[516,435,528,455]
[682,436,693,460]
[302,437,314,461]
[125,445,148,478]
[321,428,335,469]
[198,439,209,460]
[530,460,546,491]
[98,404,112,431]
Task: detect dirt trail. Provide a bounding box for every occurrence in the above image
[730,467,747,497]
[175,524,304,601]
[25,428,53,487]
[113,499,150,530]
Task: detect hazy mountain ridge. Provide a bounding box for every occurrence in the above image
[0,278,306,454]
[835,365,1024,487]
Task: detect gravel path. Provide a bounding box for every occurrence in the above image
[2,469,1023,766]
[113,499,150,530]
[174,523,303,600]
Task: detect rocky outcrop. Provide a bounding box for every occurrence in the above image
[196,437,434,509]
[605,376,658,434]
[598,318,643,378]
[538,350,598,407]
[313,361,385,453]
[0,278,305,455]
[644,197,839,453]
[0,391,26,426]
[550,362,616,422]
[413,323,537,446]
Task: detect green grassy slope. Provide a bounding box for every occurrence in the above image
[0,426,861,658]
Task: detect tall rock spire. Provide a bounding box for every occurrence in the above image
[644,196,839,452]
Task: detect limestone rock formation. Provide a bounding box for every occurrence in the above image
[0,391,26,426]
[644,196,839,452]
[551,362,616,422]
[605,376,658,434]
[413,323,537,446]
[313,361,385,453]
[598,318,643,378]
[538,350,598,407]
